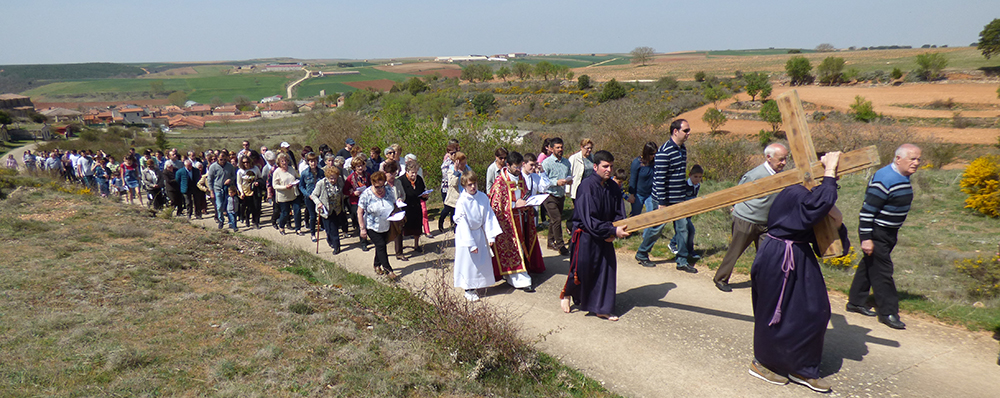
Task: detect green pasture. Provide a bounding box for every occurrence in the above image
[294,67,416,97]
[23,73,294,104]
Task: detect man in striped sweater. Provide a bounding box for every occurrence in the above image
[847,144,922,330]
[635,119,696,273]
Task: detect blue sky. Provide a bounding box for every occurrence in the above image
[3,0,998,64]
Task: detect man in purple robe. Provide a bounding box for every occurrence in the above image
[749,151,850,393]
[560,150,629,321]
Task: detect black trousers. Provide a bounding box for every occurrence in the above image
[849,226,900,316]
[182,191,195,218]
[368,229,392,272]
[323,215,341,251]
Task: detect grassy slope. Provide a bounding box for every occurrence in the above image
[0,177,619,397]
[613,168,1000,332]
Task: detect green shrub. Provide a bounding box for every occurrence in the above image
[655,76,679,90]
[849,95,880,122]
[954,254,1000,298]
[694,71,706,82]
[817,56,846,85]
[759,100,782,132]
[891,67,904,79]
[785,56,814,85]
[915,52,949,81]
[577,75,591,90]
[471,92,497,115]
[960,155,1000,218]
[598,79,627,102]
[702,108,727,133]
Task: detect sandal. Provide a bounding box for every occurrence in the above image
[386,271,399,281]
[395,255,409,261]
[374,266,386,275]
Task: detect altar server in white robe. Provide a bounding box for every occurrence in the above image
[453,171,503,301]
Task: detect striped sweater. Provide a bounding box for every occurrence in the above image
[858,164,913,240]
[651,139,687,206]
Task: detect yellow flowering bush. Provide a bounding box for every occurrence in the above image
[960,155,1000,218]
[822,246,859,269]
[954,253,1000,298]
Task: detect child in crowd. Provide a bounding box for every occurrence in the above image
[452,171,503,302]
[227,186,240,232]
[669,165,703,260]
[613,168,632,206]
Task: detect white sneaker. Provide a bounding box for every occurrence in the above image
[464,290,480,302]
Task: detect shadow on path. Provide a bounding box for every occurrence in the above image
[820,314,900,377]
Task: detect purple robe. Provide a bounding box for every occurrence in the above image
[561,173,627,315]
[750,176,849,379]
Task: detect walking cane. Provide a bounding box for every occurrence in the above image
[315,208,321,254]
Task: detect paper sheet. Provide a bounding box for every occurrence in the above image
[517,193,549,207]
[387,211,405,222]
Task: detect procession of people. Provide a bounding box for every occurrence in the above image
[10,122,927,394]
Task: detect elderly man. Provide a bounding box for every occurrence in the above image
[713,143,789,292]
[846,144,922,330]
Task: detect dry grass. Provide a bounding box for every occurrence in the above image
[0,177,620,397]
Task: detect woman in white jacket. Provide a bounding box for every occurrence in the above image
[452,171,503,302]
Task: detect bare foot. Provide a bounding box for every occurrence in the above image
[560,298,571,313]
[596,314,619,321]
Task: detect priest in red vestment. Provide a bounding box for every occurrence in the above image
[489,151,545,292]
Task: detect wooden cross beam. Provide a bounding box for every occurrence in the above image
[613,90,880,257]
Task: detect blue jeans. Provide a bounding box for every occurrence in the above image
[277,199,301,231]
[636,202,689,267]
[214,189,228,223]
[303,196,318,235]
[669,218,693,265]
[630,193,652,217]
[227,211,238,230]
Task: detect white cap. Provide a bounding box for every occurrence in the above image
[280,142,290,148]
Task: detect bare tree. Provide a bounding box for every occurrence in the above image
[815,43,836,52]
[630,46,656,66]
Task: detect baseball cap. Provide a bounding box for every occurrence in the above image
[280,142,290,148]
[345,138,356,145]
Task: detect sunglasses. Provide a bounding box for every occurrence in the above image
[373,184,386,189]
[682,128,691,133]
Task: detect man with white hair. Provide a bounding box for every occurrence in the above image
[846,144,922,330]
[713,143,789,292]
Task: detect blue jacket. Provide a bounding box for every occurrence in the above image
[299,167,324,198]
[176,167,200,194]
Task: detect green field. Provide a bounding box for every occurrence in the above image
[294,67,416,97]
[23,72,295,104]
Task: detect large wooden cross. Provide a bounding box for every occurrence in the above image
[613,90,881,257]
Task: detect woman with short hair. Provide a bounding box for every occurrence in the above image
[311,165,344,254]
[272,152,302,235]
[359,171,398,280]
[345,156,371,250]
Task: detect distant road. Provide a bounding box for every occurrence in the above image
[287,69,311,99]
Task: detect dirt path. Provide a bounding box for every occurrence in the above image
[192,209,1000,397]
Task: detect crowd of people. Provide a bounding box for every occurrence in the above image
[8,119,926,393]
